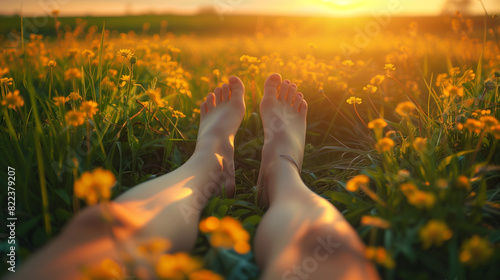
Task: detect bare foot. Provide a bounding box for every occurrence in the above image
[195,76,246,197]
[257,73,308,205]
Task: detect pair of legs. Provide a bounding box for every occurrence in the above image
[10,74,378,280]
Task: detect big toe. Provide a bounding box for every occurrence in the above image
[228,76,245,103]
[263,73,282,99]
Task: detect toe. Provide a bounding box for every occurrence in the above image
[263,73,282,99]
[214,87,223,104]
[286,84,297,104]
[299,100,308,118]
[292,92,303,111]
[200,101,208,118]
[278,80,290,101]
[206,93,216,111]
[228,76,245,103]
[222,83,230,102]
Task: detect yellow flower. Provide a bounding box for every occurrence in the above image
[200,76,210,83]
[443,85,464,97]
[172,110,186,118]
[0,77,13,86]
[346,96,362,104]
[1,90,24,109]
[368,118,388,130]
[419,220,453,249]
[47,60,57,67]
[363,84,377,94]
[199,216,251,254]
[50,9,60,17]
[120,75,131,81]
[80,101,99,118]
[479,116,499,132]
[212,69,220,77]
[400,182,436,209]
[83,258,124,280]
[490,125,500,139]
[53,96,69,106]
[147,88,166,107]
[64,68,82,80]
[464,118,484,134]
[188,269,224,280]
[376,137,395,153]
[67,92,82,101]
[370,75,385,85]
[395,101,416,117]
[74,168,116,205]
[155,252,202,279]
[360,216,391,229]
[413,137,427,152]
[108,69,118,77]
[455,175,471,190]
[0,67,9,77]
[346,174,370,192]
[384,63,396,71]
[365,246,395,269]
[137,237,171,262]
[81,49,95,58]
[342,60,354,67]
[117,49,134,59]
[459,235,493,266]
[65,111,85,126]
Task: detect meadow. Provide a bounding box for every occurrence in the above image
[0,11,500,279]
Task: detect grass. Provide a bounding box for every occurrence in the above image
[0,11,500,279]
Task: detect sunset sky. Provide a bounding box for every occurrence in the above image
[1,0,499,17]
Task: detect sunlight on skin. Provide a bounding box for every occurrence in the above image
[109,177,195,232]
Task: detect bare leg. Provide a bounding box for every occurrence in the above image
[10,77,246,280]
[254,73,379,280]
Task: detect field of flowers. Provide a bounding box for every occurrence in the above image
[0,11,500,279]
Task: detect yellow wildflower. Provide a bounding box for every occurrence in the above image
[188,269,224,280]
[384,63,396,71]
[436,73,449,87]
[480,116,499,132]
[212,69,220,77]
[80,101,99,118]
[365,246,395,269]
[346,96,362,104]
[65,111,85,127]
[395,101,416,117]
[464,118,484,134]
[413,137,427,152]
[147,89,166,107]
[443,85,464,97]
[172,110,186,118]
[64,68,82,80]
[346,175,370,192]
[0,77,13,86]
[490,125,500,139]
[74,168,116,205]
[50,9,60,17]
[419,220,453,249]
[376,137,395,153]
[370,75,385,85]
[137,237,171,262]
[455,175,470,190]
[83,258,124,280]
[199,216,251,254]
[400,182,436,209]
[53,96,69,106]
[342,60,354,67]
[117,49,134,59]
[108,69,118,77]
[1,90,24,109]
[200,76,210,83]
[81,49,95,58]
[459,235,493,266]
[47,60,57,67]
[360,216,391,229]
[155,252,202,279]
[363,84,377,94]
[368,118,388,130]
[67,92,82,101]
